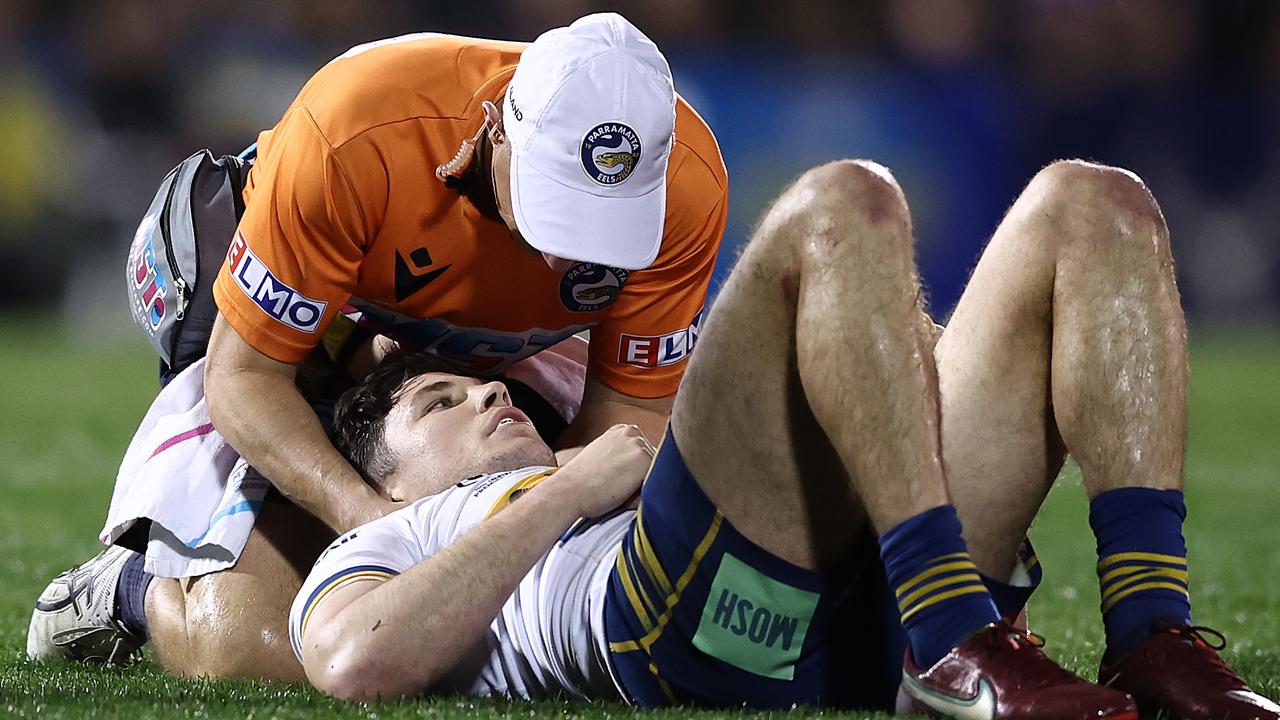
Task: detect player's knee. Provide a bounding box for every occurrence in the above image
[1032,159,1170,250]
[741,159,912,286]
[791,159,909,229]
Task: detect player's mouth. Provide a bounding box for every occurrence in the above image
[485,407,533,436]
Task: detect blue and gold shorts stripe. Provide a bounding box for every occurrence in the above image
[610,504,702,640]
[603,429,906,711]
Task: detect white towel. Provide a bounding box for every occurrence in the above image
[99,358,267,579]
[97,339,588,579]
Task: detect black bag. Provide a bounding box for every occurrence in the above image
[125,150,250,379]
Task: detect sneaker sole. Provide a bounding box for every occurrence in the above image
[901,696,1140,720]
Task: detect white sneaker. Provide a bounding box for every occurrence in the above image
[27,545,145,665]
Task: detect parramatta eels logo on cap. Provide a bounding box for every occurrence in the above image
[581,122,642,186]
[560,263,630,312]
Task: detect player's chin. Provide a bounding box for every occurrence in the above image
[487,431,556,469]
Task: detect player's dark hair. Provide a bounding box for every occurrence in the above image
[332,350,460,487]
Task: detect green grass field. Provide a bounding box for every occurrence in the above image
[0,316,1276,719]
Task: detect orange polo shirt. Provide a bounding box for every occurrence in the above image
[212,33,727,398]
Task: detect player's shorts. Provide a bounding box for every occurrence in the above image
[602,428,1042,710]
[603,428,906,709]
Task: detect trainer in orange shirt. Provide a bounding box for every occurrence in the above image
[206,14,727,534]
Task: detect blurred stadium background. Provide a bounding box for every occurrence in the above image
[2,0,1279,332]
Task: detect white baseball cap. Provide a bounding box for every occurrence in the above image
[505,13,675,271]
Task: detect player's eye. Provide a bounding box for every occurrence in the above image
[426,396,455,414]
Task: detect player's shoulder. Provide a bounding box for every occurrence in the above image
[295,33,526,148]
[313,501,424,568]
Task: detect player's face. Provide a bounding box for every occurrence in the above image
[378,372,556,502]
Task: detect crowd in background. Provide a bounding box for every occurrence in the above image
[1,0,1277,336]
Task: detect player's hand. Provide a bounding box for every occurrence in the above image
[555,423,654,518]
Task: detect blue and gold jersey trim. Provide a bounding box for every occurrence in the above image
[295,564,400,656]
[485,469,557,519]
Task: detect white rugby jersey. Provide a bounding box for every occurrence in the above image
[288,466,634,699]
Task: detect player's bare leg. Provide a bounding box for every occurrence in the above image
[670,160,1135,719]
[674,160,945,571]
[934,159,1277,719]
[146,500,332,681]
[143,578,190,670]
[935,159,1185,578]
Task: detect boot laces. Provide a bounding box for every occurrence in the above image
[1165,624,1244,690]
[979,623,1082,689]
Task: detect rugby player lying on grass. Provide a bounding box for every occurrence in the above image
[292,160,1278,718]
[27,13,724,681]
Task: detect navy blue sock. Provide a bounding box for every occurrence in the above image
[980,539,1044,621]
[879,505,1000,668]
[115,551,153,640]
[1090,487,1191,663]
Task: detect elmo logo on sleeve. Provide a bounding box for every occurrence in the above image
[618,308,705,368]
[227,233,327,333]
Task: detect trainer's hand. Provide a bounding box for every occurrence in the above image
[554,423,653,518]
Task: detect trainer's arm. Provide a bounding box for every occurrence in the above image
[299,425,652,701]
[555,376,672,453]
[205,315,394,532]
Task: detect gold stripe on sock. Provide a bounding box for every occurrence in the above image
[898,572,985,612]
[1097,551,1187,571]
[1102,581,1190,614]
[1101,567,1188,606]
[900,584,990,624]
[896,559,979,599]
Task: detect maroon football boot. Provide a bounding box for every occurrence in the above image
[896,620,1138,720]
[1099,623,1280,720]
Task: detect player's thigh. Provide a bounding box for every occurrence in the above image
[172,498,334,681]
[605,453,903,710]
[671,205,862,573]
[933,176,1069,576]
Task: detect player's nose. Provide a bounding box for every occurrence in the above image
[473,380,510,412]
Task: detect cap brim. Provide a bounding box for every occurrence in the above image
[509,150,665,271]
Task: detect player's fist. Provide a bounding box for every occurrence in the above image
[557,424,654,518]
